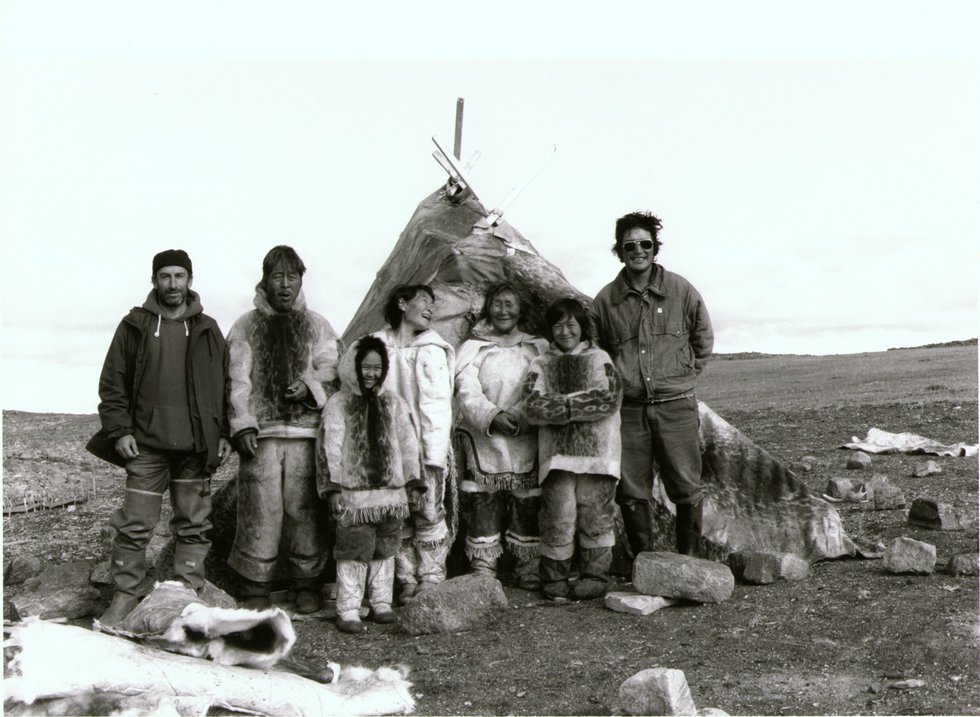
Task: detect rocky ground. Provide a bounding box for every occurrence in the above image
[3,345,978,715]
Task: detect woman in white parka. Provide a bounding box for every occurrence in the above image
[454,283,549,589]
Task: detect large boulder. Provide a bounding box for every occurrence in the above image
[632,552,734,604]
[398,574,507,635]
[882,537,936,575]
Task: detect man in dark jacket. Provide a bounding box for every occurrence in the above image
[592,212,713,558]
[93,249,231,627]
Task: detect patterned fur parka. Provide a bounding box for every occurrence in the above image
[522,340,624,483]
[318,337,420,524]
[227,287,341,440]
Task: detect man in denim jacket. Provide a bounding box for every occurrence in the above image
[591,211,713,557]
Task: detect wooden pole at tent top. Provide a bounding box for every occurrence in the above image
[453,98,464,160]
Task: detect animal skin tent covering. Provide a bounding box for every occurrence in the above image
[344,185,859,562]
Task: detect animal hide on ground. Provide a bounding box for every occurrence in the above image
[843,427,979,457]
[4,618,415,717]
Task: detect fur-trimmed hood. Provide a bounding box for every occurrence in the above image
[337,336,390,397]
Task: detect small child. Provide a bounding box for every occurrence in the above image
[522,298,623,601]
[318,335,423,633]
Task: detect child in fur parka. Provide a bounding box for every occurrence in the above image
[318,335,423,633]
[522,298,623,602]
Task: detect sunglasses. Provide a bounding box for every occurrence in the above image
[622,240,654,252]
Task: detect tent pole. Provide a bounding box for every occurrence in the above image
[453,97,464,160]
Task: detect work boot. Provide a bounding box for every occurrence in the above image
[675,500,704,556]
[514,555,542,590]
[620,500,655,557]
[540,556,572,602]
[238,575,272,610]
[293,577,323,615]
[97,592,140,628]
[366,558,396,623]
[572,547,612,600]
[335,561,368,634]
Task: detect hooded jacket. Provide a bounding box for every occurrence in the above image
[227,287,340,440]
[523,340,623,483]
[370,327,455,471]
[318,337,419,524]
[454,330,549,488]
[95,289,228,473]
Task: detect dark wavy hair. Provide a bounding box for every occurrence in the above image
[383,284,435,329]
[543,297,592,343]
[261,245,307,284]
[612,211,663,261]
[352,334,392,486]
[354,335,390,395]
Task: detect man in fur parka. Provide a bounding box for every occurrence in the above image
[318,335,423,633]
[226,245,341,613]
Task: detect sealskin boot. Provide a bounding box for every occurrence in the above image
[540,556,572,602]
[97,592,140,628]
[514,555,542,590]
[335,561,368,634]
[675,500,704,556]
[572,547,612,600]
[293,577,323,615]
[469,554,498,578]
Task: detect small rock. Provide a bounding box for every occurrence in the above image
[912,460,942,477]
[4,555,43,586]
[398,574,507,636]
[907,499,964,531]
[888,679,926,690]
[89,560,113,586]
[883,537,936,575]
[946,553,980,576]
[846,452,873,470]
[605,592,677,616]
[728,551,809,584]
[869,479,906,511]
[4,598,21,622]
[619,667,698,716]
[698,709,730,716]
[633,552,734,604]
[824,477,866,501]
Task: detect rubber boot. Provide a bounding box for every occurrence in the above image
[109,543,148,597]
[293,577,323,615]
[367,557,397,624]
[335,561,368,634]
[572,547,612,600]
[540,556,572,602]
[620,500,655,557]
[513,555,542,590]
[395,539,418,605]
[97,592,140,628]
[172,541,210,593]
[238,575,272,610]
[416,539,449,593]
[675,500,704,557]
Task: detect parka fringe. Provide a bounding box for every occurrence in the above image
[464,541,505,562]
[506,542,540,560]
[342,503,410,526]
[415,536,449,550]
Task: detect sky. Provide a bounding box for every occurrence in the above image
[1,2,978,414]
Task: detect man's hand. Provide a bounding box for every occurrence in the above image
[284,381,309,403]
[235,431,258,458]
[328,493,342,513]
[490,411,521,436]
[218,437,233,465]
[114,435,139,461]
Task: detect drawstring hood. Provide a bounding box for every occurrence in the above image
[143,289,204,338]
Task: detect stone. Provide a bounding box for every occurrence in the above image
[398,574,507,636]
[866,476,906,510]
[728,551,809,584]
[824,477,866,502]
[9,560,105,619]
[4,598,21,622]
[145,533,171,569]
[846,452,873,470]
[632,552,734,604]
[698,709,730,716]
[907,499,964,531]
[946,553,980,576]
[89,559,113,586]
[882,537,936,575]
[4,555,43,586]
[912,460,942,477]
[605,592,677,616]
[619,667,698,716]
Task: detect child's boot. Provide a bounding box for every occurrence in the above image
[395,542,418,605]
[367,557,397,624]
[572,547,612,600]
[540,556,572,602]
[335,561,367,634]
[416,539,449,594]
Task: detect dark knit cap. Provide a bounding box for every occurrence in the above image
[152,249,193,275]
